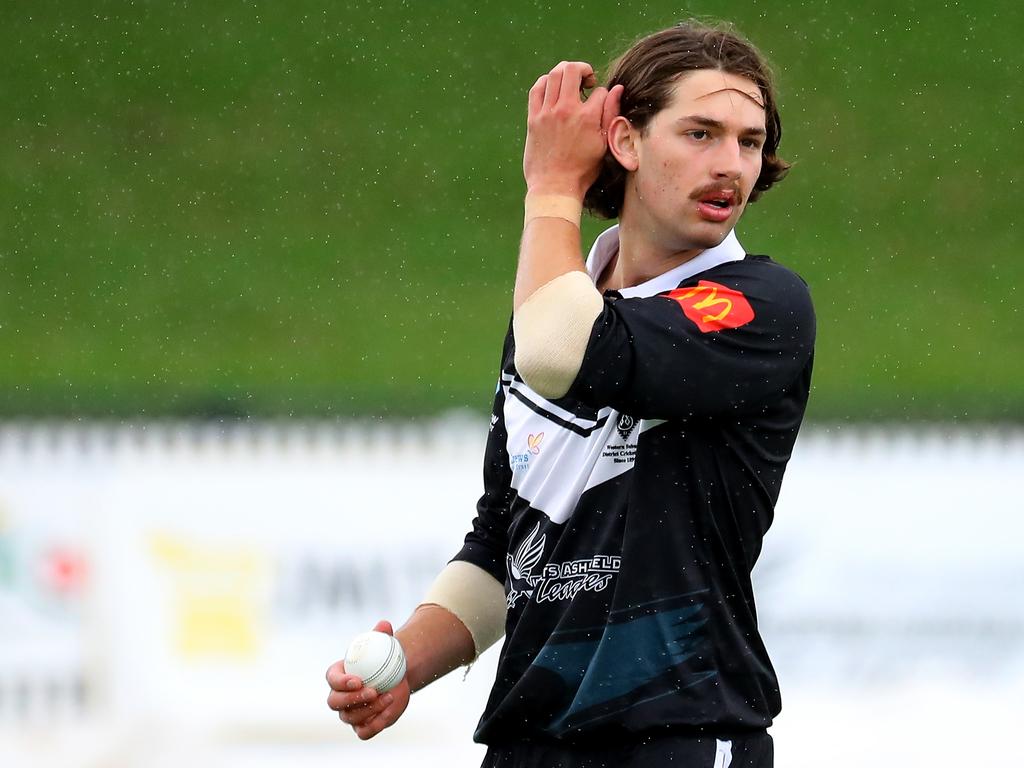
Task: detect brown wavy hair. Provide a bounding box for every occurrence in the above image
[584,20,791,219]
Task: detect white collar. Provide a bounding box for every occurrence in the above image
[584,224,746,298]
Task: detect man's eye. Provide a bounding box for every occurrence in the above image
[687,130,710,140]
[741,138,764,150]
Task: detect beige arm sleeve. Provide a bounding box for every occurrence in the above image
[513,270,604,400]
[421,560,507,658]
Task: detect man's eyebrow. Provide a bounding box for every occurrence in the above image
[674,115,767,137]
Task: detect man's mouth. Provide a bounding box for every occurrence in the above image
[695,190,738,222]
[699,188,737,205]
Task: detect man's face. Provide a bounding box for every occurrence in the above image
[625,69,766,251]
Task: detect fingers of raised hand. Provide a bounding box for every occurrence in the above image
[528,75,547,118]
[543,65,564,108]
[601,84,625,131]
[538,61,595,108]
[585,85,608,116]
[558,61,595,101]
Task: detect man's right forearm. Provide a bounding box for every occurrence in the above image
[395,604,476,692]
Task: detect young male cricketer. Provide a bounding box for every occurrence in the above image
[327,20,815,768]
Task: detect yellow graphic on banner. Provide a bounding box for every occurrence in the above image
[150,533,269,659]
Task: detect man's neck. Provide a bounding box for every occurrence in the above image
[596,207,703,292]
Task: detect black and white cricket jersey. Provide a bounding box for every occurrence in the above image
[453,224,815,748]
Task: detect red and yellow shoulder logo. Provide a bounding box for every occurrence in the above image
[664,280,755,333]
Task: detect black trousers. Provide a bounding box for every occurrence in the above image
[481,732,773,768]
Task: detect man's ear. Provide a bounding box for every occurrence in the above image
[607,116,639,172]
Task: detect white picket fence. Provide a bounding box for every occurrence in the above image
[1,419,1021,767]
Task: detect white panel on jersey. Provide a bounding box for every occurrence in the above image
[502,377,666,525]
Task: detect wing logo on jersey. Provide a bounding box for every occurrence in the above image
[665,280,754,333]
[506,521,546,609]
[528,432,544,454]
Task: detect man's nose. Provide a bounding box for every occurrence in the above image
[711,140,743,180]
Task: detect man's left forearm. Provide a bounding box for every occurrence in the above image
[513,199,588,311]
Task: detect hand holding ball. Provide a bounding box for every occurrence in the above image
[344,630,407,693]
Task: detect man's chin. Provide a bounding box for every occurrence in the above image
[696,230,731,248]
[676,223,731,250]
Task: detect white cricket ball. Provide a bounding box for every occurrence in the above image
[344,631,407,693]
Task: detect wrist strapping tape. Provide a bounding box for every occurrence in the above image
[523,193,583,228]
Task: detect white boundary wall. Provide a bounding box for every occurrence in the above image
[0,419,1021,767]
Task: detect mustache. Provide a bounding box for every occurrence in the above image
[689,182,744,205]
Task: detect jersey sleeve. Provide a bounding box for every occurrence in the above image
[451,325,515,586]
[566,262,815,420]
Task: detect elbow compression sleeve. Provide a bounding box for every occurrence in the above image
[422,560,507,658]
[513,270,604,399]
